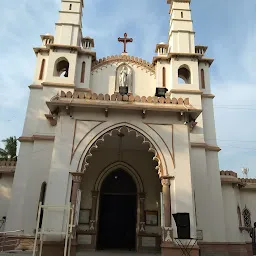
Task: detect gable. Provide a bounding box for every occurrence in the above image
[90,55,156,96]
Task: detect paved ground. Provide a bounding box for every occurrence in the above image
[0,251,160,256]
[77,252,160,256]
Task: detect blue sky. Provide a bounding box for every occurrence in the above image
[0,0,255,177]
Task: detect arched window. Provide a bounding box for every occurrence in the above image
[69,4,72,10]
[80,61,86,83]
[178,65,191,84]
[242,207,251,228]
[39,59,45,80]
[162,67,166,88]
[54,58,69,77]
[181,12,183,18]
[201,69,205,89]
[237,206,242,227]
[38,182,47,229]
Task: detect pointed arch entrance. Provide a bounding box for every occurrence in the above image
[97,169,137,250]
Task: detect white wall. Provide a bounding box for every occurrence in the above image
[0,175,13,231]
[90,63,156,96]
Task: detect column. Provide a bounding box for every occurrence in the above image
[161,176,173,244]
[89,191,99,231]
[139,192,146,233]
[70,172,83,210]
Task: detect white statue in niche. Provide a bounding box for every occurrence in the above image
[116,64,133,93]
[119,66,130,87]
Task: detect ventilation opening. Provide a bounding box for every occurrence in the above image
[38,182,47,229]
[81,61,86,83]
[201,69,205,89]
[39,59,45,80]
[69,4,72,10]
[54,58,69,77]
[178,66,191,84]
[162,67,166,88]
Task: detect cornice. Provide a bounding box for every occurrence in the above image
[191,142,221,152]
[55,22,81,27]
[75,88,91,92]
[78,49,96,60]
[42,82,75,88]
[33,47,50,55]
[19,135,55,142]
[199,58,214,66]
[29,84,43,90]
[202,93,215,99]
[171,89,203,95]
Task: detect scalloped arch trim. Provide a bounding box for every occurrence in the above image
[91,55,155,74]
[82,125,162,177]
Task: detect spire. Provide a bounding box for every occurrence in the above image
[167,0,195,53]
[54,0,84,46]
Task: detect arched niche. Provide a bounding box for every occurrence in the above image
[54,57,69,77]
[178,64,191,84]
[115,63,133,94]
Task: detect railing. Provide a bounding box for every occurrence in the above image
[0,230,24,252]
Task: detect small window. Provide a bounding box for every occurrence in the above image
[237,206,242,227]
[242,207,252,228]
[81,61,86,83]
[201,69,205,89]
[162,67,166,88]
[181,12,183,18]
[69,4,72,10]
[39,59,45,80]
[38,182,47,229]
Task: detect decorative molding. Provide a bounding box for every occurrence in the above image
[71,121,105,161]
[145,124,175,168]
[29,84,43,89]
[33,47,50,55]
[199,58,214,66]
[18,135,55,142]
[70,172,83,183]
[45,114,57,126]
[81,126,163,177]
[202,93,215,99]
[91,55,155,74]
[74,88,91,92]
[191,142,221,152]
[42,82,75,88]
[171,89,203,95]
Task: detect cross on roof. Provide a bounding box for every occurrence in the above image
[118,33,133,54]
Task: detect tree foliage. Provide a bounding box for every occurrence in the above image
[0,136,17,160]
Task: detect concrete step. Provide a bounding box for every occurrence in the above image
[0,251,32,256]
[76,252,161,256]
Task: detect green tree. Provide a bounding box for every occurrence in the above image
[0,136,17,160]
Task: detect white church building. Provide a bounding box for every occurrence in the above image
[0,0,256,255]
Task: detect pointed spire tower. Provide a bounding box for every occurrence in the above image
[167,0,195,53]
[55,0,84,46]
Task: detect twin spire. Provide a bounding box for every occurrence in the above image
[54,0,194,54]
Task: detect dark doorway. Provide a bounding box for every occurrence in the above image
[97,169,137,251]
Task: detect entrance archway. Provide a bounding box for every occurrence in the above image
[97,169,137,250]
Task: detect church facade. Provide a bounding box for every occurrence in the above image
[0,0,256,255]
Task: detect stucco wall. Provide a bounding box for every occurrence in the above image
[0,175,13,231]
[90,63,156,96]
[5,141,54,235]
